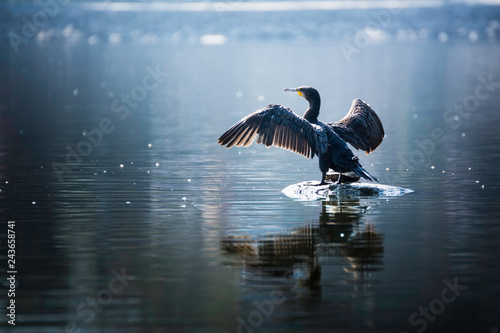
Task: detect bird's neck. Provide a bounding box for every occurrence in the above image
[304,98,320,123]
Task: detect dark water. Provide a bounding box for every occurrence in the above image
[1,40,500,333]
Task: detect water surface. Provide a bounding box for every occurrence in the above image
[1,40,500,332]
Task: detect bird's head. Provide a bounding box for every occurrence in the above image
[284,86,320,104]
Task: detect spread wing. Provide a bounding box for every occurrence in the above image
[218,104,328,159]
[328,99,385,154]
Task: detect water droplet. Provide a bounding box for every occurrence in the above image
[257,95,265,102]
[88,35,98,45]
[108,32,122,44]
[187,179,191,182]
[385,167,390,171]
[438,32,448,42]
[182,197,187,201]
[431,166,435,169]
[462,133,466,137]
[73,89,79,96]
[120,164,124,168]
[156,162,159,167]
[125,201,131,204]
[340,233,344,237]
[148,143,152,148]
[32,201,36,205]
[236,91,243,98]
[469,30,478,42]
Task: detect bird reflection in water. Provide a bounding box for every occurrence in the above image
[220,198,384,294]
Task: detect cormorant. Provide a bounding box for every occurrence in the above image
[218,86,385,185]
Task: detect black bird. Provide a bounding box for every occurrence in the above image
[218,86,384,185]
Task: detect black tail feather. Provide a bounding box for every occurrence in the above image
[353,166,378,182]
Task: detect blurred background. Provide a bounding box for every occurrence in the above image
[1,0,500,332]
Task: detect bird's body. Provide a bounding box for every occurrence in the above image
[218,87,384,185]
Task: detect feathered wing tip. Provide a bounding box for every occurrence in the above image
[217,104,328,159]
[352,165,379,182]
[329,99,385,154]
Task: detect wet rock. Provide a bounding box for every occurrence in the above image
[282,180,413,200]
[325,171,360,184]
